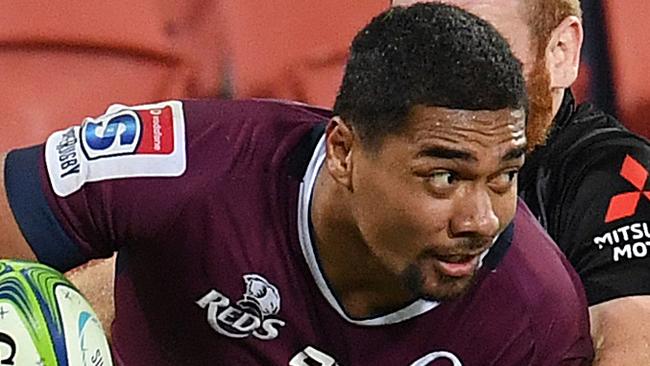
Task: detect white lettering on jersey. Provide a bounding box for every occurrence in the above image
[196,274,286,341]
[592,221,650,262]
[290,346,339,366]
[44,100,186,197]
[287,347,464,366]
[410,351,463,366]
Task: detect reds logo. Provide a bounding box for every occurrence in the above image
[196,274,286,341]
[605,155,650,223]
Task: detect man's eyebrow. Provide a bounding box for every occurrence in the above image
[502,146,526,161]
[417,146,476,161]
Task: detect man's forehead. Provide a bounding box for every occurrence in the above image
[404,106,527,155]
[408,105,526,126]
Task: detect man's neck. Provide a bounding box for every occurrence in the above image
[310,170,415,318]
[551,87,566,122]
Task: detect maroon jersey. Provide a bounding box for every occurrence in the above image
[5,99,593,365]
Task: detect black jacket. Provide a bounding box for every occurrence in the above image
[519,90,650,305]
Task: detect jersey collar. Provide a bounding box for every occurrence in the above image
[296,132,512,325]
[297,134,441,326]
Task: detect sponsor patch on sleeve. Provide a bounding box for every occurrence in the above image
[591,154,650,262]
[45,100,186,197]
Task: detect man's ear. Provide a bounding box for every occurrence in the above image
[325,117,355,189]
[546,16,584,89]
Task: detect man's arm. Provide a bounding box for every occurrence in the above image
[65,255,116,339]
[590,296,650,365]
[4,150,115,336]
[0,152,37,260]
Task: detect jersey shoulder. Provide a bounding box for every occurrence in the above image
[43,98,330,197]
[504,200,587,315]
[550,108,649,186]
[486,201,592,360]
[550,129,650,236]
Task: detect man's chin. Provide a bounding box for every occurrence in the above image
[419,275,476,302]
[402,263,477,302]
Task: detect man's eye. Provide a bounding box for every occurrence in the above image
[504,170,518,182]
[490,170,519,191]
[428,171,457,188]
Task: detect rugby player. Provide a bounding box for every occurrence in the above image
[394,0,650,363]
[0,4,593,364]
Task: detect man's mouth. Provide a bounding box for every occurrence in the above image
[421,238,493,278]
[431,254,481,277]
[435,253,479,263]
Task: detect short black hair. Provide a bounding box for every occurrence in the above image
[333,3,527,146]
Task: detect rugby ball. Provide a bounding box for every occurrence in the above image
[0,259,113,365]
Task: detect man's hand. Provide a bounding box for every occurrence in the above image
[65,255,117,341]
[590,296,650,365]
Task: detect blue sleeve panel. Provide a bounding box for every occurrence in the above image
[4,146,86,272]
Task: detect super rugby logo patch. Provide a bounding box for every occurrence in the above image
[81,106,175,159]
[45,101,186,197]
[81,110,142,159]
[196,274,286,341]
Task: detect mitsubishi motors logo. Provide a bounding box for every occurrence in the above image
[605,155,650,223]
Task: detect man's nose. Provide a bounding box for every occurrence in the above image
[450,187,500,238]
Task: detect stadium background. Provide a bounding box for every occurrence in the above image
[1,0,647,334]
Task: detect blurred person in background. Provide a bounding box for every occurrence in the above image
[393,0,650,364]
